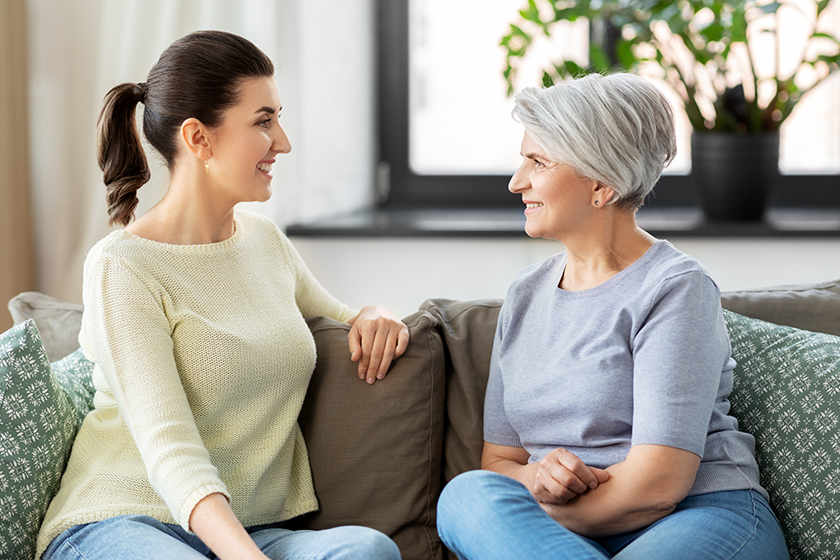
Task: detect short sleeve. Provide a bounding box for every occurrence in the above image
[630,270,732,457]
[483,305,523,447]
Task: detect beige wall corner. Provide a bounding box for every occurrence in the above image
[0,0,35,330]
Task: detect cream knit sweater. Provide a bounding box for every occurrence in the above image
[37,211,356,556]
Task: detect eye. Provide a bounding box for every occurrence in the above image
[257,118,271,129]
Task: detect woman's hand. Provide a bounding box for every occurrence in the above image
[524,448,610,505]
[347,305,410,384]
[482,442,609,505]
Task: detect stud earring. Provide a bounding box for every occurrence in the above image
[204,159,210,175]
[594,200,600,206]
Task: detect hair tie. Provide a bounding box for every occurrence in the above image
[135,82,147,103]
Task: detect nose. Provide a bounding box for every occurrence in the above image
[509,164,527,193]
[273,123,292,154]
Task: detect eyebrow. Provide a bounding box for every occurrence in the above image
[255,106,281,114]
[522,151,543,160]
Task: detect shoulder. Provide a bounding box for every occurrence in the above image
[500,252,565,317]
[83,230,143,273]
[235,210,290,246]
[633,242,723,325]
[643,241,719,295]
[509,252,566,292]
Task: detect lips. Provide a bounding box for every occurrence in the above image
[257,162,273,174]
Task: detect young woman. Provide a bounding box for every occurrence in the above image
[436,73,789,560]
[37,31,405,560]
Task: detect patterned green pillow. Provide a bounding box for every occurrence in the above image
[725,309,840,560]
[51,348,95,426]
[0,321,82,559]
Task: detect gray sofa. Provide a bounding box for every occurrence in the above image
[3,279,840,560]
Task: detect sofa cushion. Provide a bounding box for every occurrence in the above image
[294,311,446,560]
[8,292,84,362]
[51,348,96,426]
[724,309,840,560]
[721,279,840,337]
[420,299,502,483]
[0,320,82,559]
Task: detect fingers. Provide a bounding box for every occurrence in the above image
[532,449,605,505]
[347,309,409,384]
[592,467,611,484]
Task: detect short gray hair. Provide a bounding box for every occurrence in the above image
[512,73,677,210]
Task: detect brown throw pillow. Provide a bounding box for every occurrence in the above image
[295,311,446,560]
[420,299,502,483]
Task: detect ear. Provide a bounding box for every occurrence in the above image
[179,118,212,162]
[592,183,616,207]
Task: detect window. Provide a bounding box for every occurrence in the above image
[377,0,840,209]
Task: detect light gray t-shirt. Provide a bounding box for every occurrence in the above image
[484,240,767,499]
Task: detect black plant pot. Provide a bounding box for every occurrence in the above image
[691,132,780,223]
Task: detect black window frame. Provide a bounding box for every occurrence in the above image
[375,0,840,211]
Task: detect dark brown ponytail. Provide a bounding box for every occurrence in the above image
[96,31,274,227]
[97,82,150,227]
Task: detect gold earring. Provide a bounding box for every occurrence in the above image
[204,159,210,175]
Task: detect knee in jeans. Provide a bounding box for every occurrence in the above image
[440,470,504,509]
[438,470,505,533]
[330,526,400,560]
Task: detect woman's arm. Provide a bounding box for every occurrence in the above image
[281,233,409,384]
[542,444,700,537]
[483,442,700,538]
[190,493,269,560]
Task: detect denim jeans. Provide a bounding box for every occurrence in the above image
[42,514,401,560]
[437,470,789,560]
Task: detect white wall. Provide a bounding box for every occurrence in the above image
[291,236,840,318]
[25,0,375,303]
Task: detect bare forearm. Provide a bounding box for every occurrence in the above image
[482,444,698,539]
[539,470,677,538]
[189,493,268,560]
[540,446,699,538]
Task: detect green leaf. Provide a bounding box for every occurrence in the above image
[542,70,556,88]
[589,44,612,73]
[615,39,638,69]
[520,0,542,24]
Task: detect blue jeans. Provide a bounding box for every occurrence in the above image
[43,515,401,560]
[437,470,789,560]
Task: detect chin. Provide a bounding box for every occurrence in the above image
[254,187,273,203]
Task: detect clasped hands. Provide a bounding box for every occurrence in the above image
[347,305,410,384]
[524,448,611,505]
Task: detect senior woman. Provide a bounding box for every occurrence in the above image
[435,73,789,560]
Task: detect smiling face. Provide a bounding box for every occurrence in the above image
[509,131,598,241]
[206,76,291,205]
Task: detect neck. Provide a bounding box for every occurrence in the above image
[558,208,655,292]
[126,167,237,245]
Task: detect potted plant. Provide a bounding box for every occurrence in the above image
[501,0,840,221]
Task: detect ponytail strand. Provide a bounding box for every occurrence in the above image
[96,82,151,227]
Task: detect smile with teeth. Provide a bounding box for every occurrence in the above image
[526,202,543,209]
[257,162,273,174]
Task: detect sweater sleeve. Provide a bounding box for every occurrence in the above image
[630,270,732,457]
[280,232,358,322]
[79,250,230,530]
